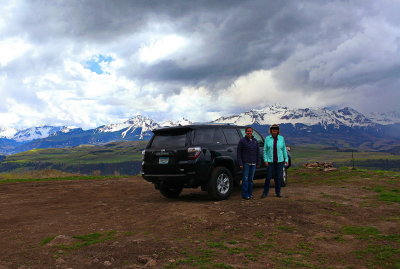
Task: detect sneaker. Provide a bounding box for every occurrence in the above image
[276,194,282,198]
[261,193,267,198]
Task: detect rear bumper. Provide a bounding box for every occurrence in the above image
[141,171,202,188]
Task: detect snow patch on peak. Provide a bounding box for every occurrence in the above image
[12,126,68,142]
[161,118,193,127]
[0,127,18,139]
[96,115,161,139]
[60,126,79,133]
[212,105,384,128]
[97,115,158,133]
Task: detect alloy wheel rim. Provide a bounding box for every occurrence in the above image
[217,173,230,194]
[283,168,287,184]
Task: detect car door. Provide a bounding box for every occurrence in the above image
[222,127,242,173]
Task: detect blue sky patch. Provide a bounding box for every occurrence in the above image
[84,55,113,74]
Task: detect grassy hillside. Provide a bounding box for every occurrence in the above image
[0,141,147,176]
[290,144,400,171]
[6,141,146,164]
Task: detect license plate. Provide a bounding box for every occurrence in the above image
[159,157,169,164]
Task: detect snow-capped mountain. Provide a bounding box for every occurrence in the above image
[0,105,399,155]
[0,127,18,139]
[96,115,193,139]
[11,126,77,142]
[212,105,400,128]
[160,118,193,127]
[96,115,160,139]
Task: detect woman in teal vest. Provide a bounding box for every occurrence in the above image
[261,124,288,198]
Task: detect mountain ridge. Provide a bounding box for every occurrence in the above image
[212,105,399,128]
[2,105,400,142]
[0,105,399,155]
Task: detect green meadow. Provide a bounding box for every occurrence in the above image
[5,141,146,164]
[0,142,399,178]
[0,141,146,176]
[290,144,400,171]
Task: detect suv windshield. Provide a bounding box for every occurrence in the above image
[150,130,188,148]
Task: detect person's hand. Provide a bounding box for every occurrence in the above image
[284,162,288,167]
[240,166,243,170]
[264,162,268,167]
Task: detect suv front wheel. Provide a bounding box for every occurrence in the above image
[207,167,233,200]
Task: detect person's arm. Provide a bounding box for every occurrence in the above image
[282,136,289,165]
[263,137,268,166]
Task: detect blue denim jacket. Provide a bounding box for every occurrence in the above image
[263,135,288,163]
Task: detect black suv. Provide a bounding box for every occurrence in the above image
[141,124,291,200]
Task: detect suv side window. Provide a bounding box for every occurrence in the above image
[222,128,241,145]
[194,128,226,145]
[213,128,226,144]
[239,128,264,145]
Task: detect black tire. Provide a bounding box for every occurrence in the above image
[281,167,288,187]
[159,186,183,198]
[207,167,233,200]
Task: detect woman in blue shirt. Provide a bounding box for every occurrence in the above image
[262,124,288,198]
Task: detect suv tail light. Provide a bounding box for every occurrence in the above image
[188,147,202,160]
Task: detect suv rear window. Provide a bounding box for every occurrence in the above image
[150,130,188,148]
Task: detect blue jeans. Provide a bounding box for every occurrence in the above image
[263,162,284,196]
[242,163,256,198]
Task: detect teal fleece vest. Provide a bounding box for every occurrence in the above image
[263,135,288,163]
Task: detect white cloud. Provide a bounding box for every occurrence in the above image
[217,70,346,111]
[138,34,187,64]
[164,86,220,122]
[0,37,32,66]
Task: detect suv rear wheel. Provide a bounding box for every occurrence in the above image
[159,185,183,198]
[207,167,233,200]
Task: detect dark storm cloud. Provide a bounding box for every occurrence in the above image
[10,0,242,42]
[10,1,317,83]
[116,0,369,88]
[3,0,400,120]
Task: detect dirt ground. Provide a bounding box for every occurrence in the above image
[0,169,399,269]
